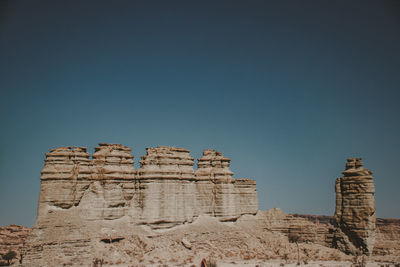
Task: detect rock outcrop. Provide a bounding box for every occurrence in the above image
[334,158,376,255]
[17,147,392,265]
[9,215,400,266]
[373,218,400,258]
[21,144,258,266]
[195,149,258,221]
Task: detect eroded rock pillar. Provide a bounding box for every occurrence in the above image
[334,158,376,255]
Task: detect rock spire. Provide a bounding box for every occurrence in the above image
[334,158,376,255]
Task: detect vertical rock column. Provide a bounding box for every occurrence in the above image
[23,147,93,267]
[91,143,135,180]
[82,143,136,220]
[195,149,239,220]
[233,179,258,215]
[334,158,376,255]
[38,147,92,216]
[136,147,198,228]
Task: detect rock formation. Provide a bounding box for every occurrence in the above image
[8,216,400,266]
[334,158,376,255]
[195,149,258,220]
[373,218,400,258]
[21,144,258,266]
[0,225,30,264]
[15,147,391,265]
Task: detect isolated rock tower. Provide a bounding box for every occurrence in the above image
[334,158,376,255]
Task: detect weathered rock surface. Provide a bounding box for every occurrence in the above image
[0,225,30,264]
[195,149,258,220]
[21,144,258,266]
[14,148,397,266]
[6,215,400,266]
[292,214,400,261]
[373,218,400,258]
[21,209,355,267]
[334,158,376,255]
[240,208,334,247]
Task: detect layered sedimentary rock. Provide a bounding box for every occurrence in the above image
[195,149,258,220]
[135,146,199,227]
[334,158,376,255]
[373,218,400,257]
[289,214,400,259]
[21,144,258,266]
[0,225,30,264]
[242,208,334,246]
[10,215,400,266]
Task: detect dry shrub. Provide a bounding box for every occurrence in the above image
[92,258,104,267]
[303,247,310,258]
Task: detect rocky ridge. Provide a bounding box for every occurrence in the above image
[6,212,400,266]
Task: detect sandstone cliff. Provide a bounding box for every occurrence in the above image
[15,147,394,266]
[334,158,376,255]
[21,144,258,266]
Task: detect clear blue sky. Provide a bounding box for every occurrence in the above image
[1,1,399,227]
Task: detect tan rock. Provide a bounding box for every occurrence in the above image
[195,149,258,221]
[10,213,400,266]
[334,158,376,255]
[21,144,258,266]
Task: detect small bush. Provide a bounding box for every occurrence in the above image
[92,258,104,267]
[2,251,17,266]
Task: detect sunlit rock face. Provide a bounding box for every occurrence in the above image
[21,144,258,266]
[195,149,258,220]
[334,158,376,255]
[135,146,199,227]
